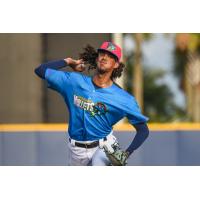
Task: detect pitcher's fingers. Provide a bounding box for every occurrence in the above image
[77,59,84,64]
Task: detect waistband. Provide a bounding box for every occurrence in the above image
[69,137,107,149]
[69,131,113,148]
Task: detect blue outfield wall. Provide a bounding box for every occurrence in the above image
[0,130,200,166]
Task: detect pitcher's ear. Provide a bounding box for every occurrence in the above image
[114,62,119,69]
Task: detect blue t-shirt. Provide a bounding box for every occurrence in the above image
[45,69,149,141]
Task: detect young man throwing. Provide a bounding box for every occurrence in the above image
[35,41,149,166]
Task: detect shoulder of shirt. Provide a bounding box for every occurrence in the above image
[113,82,134,99]
[64,71,89,78]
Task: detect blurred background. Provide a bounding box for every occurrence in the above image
[0,33,200,165]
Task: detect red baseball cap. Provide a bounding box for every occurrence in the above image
[97,41,122,61]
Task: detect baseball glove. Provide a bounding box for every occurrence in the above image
[103,142,129,166]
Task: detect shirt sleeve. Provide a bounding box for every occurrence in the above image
[45,68,71,93]
[125,97,149,125]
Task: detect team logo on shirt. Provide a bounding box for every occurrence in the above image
[74,95,108,116]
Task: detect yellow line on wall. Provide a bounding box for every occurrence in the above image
[0,124,68,132]
[114,123,200,131]
[0,123,200,132]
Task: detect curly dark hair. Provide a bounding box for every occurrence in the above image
[79,45,125,81]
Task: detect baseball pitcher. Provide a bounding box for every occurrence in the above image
[35,41,149,166]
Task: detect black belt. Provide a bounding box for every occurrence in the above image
[69,138,107,149]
